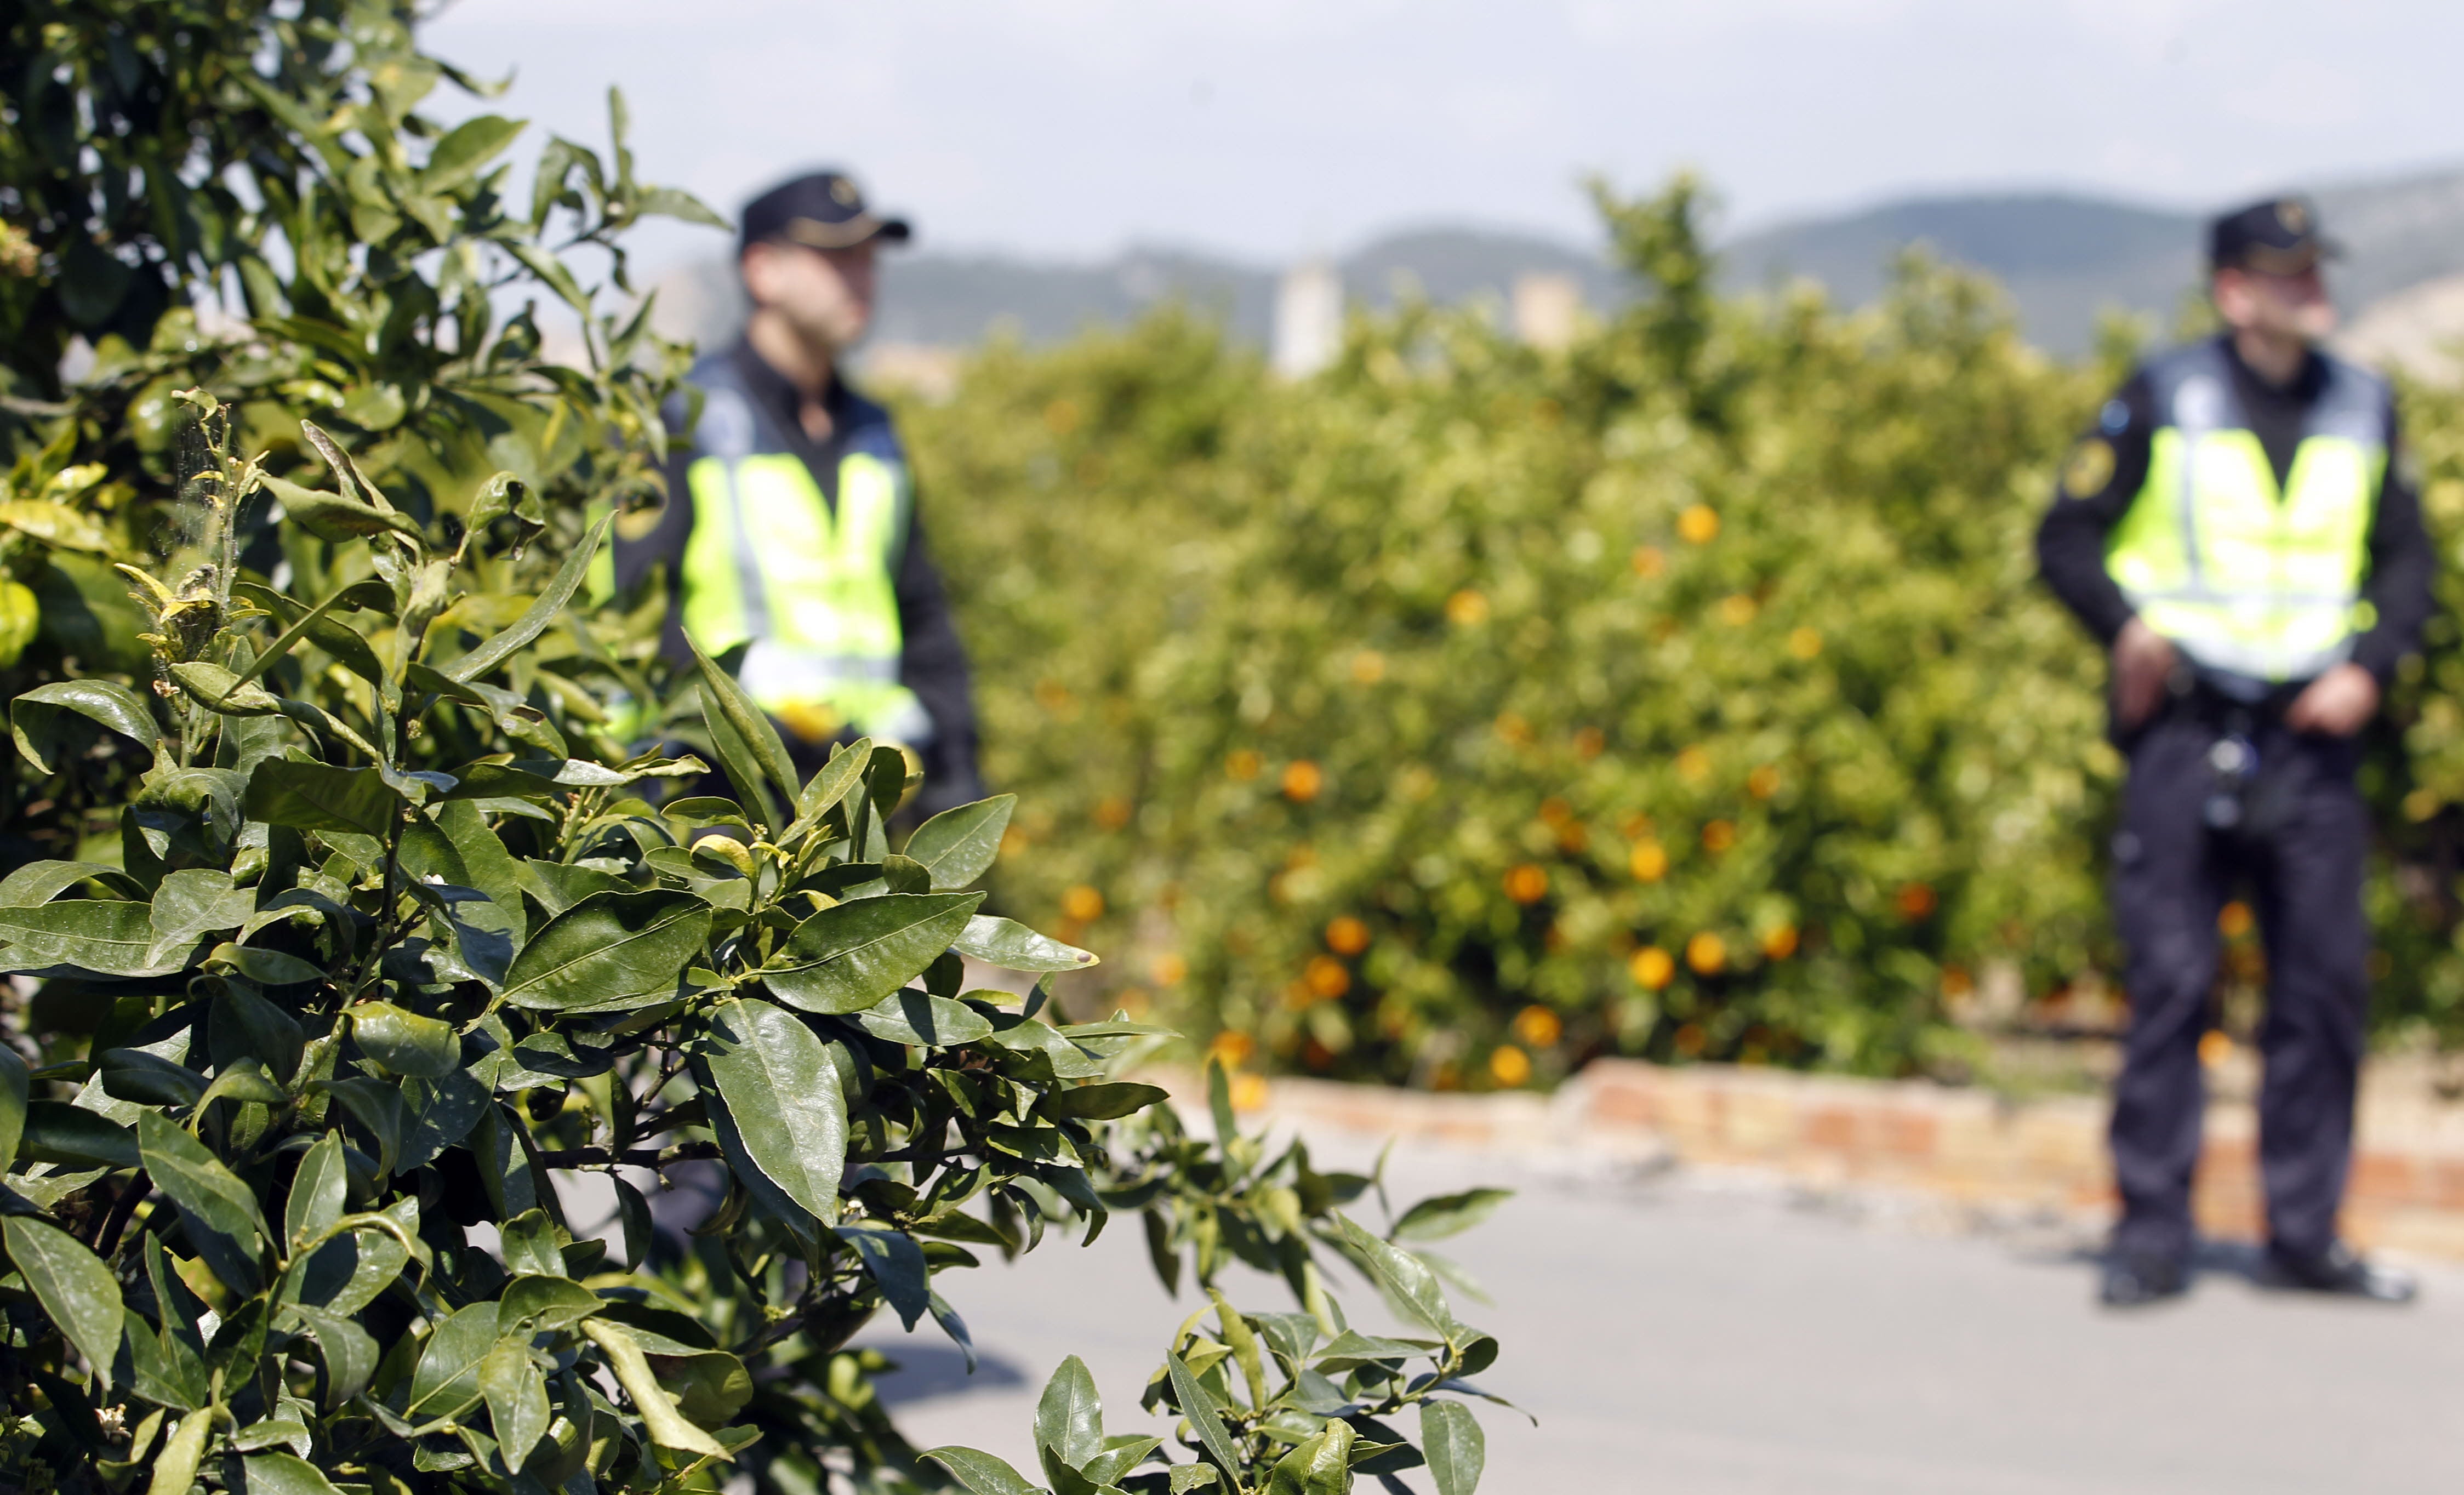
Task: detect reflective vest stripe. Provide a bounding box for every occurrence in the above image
[677,446,929,742]
[2102,345,2382,684]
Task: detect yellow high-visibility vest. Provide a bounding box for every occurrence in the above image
[675,369,931,746]
[2103,341,2385,683]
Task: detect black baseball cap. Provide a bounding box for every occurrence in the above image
[739,171,912,255]
[2208,196,2338,275]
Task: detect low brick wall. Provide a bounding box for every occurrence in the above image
[1188,1058,2464,1259]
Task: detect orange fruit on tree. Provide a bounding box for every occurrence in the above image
[1445,589,1489,625]
[1281,760,1323,802]
[1686,932,1727,975]
[1488,1045,1532,1086]
[1304,955,1351,1000]
[1325,916,1371,955]
[1503,864,1549,904]
[1063,885,1105,921]
[1512,1004,1563,1047]
[1677,504,1719,544]
[1630,945,1675,989]
[1630,841,1668,881]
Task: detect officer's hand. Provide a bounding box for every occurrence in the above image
[2286,662,2380,736]
[2112,618,2177,729]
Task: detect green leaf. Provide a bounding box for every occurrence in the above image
[482,1337,552,1467]
[243,760,403,838]
[404,1300,500,1423]
[1334,1216,1455,1334]
[98,1047,208,1108]
[903,795,1016,889]
[10,679,158,775]
[210,982,305,1087]
[290,1222,410,1317]
[424,113,528,192]
[445,512,612,683]
[206,942,324,986]
[1419,1401,1485,1495]
[580,1318,731,1458]
[951,915,1099,973]
[1036,1354,1105,1474]
[0,1046,26,1169]
[148,1408,214,1495]
[284,1302,378,1408]
[350,1001,460,1079]
[920,1447,1045,1495]
[689,635,800,815]
[168,660,284,716]
[499,890,710,1012]
[19,1102,136,1169]
[763,892,983,1014]
[285,1132,349,1252]
[794,737,872,827]
[835,1222,929,1330]
[613,1176,653,1270]
[150,870,256,967]
[857,989,996,1047]
[1389,1188,1513,1244]
[137,1111,269,1292]
[0,900,181,978]
[1264,1418,1355,1495]
[695,997,847,1228]
[234,1452,346,1495]
[659,1348,754,1425]
[1164,1350,1244,1480]
[260,475,429,547]
[3,1218,122,1384]
[499,1273,604,1333]
[0,860,144,906]
[1038,1082,1169,1122]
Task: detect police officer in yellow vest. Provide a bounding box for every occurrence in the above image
[615,172,982,817]
[2039,198,2436,1306]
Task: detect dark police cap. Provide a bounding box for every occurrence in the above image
[739,171,911,255]
[2208,196,2337,274]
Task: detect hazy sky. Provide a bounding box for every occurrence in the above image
[422,0,2464,272]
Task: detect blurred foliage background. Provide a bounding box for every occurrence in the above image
[905,179,2464,1091]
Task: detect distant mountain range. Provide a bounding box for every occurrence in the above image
[648,166,2464,368]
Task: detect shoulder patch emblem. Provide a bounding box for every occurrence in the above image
[2062,437,2116,499]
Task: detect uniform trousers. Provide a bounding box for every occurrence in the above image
[2108,703,2370,1262]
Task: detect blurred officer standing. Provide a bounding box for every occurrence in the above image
[614,171,982,817]
[2038,198,2436,1306]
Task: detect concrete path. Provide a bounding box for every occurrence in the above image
[861,1132,2464,1494]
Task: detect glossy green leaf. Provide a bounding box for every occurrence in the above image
[695,998,846,1227]
[0,1046,26,1170]
[210,982,305,1087]
[404,1300,500,1422]
[148,1408,214,1495]
[1334,1216,1455,1334]
[285,1131,349,1252]
[763,892,983,1014]
[233,1452,347,1495]
[1036,1353,1105,1473]
[99,1047,208,1107]
[499,1273,604,1333]
[951,915,1099,973]
[243,760,403,838]
[0,860,144,907]
[482,1337,552,1467]
[168,660,283,716]
[444,511,613,683]
[689,635,800,814]
[148,869,258,967]
[3,1217,122,1383]
[18,1102,136,1169]
[1264,1418,1355,1495]
[350,1000,460,1078]
[921,1447,1045,1495]
[0,900,180,977]
[1039,1082,1170,1122]
[1390,1189,1513,1243]
[858,988,996,1046]
[835,1222,929,1330]
[137,1111,268,1292]
[10,679,158,775]
[1419,1401,1485,1495]
[498,890,710,1012]
[1164,1349,1244,1479]
[580,1319,731,1458]
[903,794,1016,890]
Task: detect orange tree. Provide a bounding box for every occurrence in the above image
[916,183,2383,1087]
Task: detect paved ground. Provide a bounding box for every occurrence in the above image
[859,1132,2464,1494]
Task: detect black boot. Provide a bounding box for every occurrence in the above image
[2099,1249,2189,1308]
[2261,1241,2418,1303]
